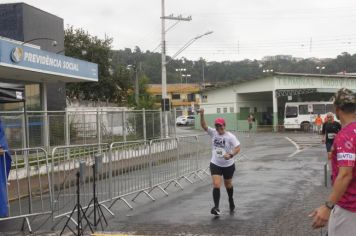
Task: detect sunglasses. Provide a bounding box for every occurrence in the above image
[215,124,224,128]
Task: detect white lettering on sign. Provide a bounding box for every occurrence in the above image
[277,76,356,89]
[337,153,356,161]
[23,52,79,72]
[278,77,315,87]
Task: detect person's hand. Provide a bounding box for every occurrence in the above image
[199,108,205,115]
[223,153,231,160]
[322,138,325,144]
[309,205,331,229]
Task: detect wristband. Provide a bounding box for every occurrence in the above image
[325,201,335,210]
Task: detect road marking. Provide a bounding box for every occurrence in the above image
[285,137,302,157]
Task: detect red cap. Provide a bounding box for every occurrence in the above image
[214,117,226,126]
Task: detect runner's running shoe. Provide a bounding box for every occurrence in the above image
[211,207,221,215]
[229,198,235,212]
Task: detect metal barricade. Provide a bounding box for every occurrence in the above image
[0,148,51,233]
[177,136,202,182]
[109,140,152,209]
[51,143,113,219]
[149,138,180,189]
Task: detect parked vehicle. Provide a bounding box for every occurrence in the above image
[284,101,336,131]
[176,116,188,126]
[186,116,195,125]
[176,115,195,126]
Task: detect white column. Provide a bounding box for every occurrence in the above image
[272,90,278,132]
[41,83,49,148]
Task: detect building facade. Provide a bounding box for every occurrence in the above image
[0,3,66,111]
[199,73,356,131]
[147,84,202,115]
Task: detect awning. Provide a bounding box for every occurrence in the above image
[0,83,25,103]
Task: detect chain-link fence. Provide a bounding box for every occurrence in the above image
[0,109,176,150]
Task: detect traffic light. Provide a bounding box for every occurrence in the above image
[161,98,170,111]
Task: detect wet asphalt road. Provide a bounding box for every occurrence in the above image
[102,131,329,235]
[0,129,329,236]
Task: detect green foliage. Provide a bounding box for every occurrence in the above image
[127,74,157,110]
[64,26,130,105]
[111,48,356,84]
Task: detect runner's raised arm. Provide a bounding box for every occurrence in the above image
[200,108,208,131]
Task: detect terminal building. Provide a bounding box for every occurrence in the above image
[0,2,97,111]
[198,73,356,131]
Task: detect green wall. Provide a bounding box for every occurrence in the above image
[195,113,259,131]
[195,113,238,131]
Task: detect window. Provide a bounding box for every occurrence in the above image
[172,94,181,100]
[285,106,298,118]
[230,107,234,113]
[313,104,325,115]
[299,105,308,115]
[217,108,221,113]
[326,104,335,113]
[187,93,196,102]
[223,107,228,113]
[202,95,208,102]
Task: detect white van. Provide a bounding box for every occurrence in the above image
[284,101,336,130]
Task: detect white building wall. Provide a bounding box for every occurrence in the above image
[201,86,236,114]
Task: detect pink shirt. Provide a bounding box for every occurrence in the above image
[331,122,356,212]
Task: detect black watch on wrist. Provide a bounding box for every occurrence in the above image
[325,201,335,210]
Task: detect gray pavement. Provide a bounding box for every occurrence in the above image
[0,131,331,236]
[101,132,330,235]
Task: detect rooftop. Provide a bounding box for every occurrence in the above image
[147,83,201,94]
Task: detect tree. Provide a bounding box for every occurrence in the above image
[65,26,129,104]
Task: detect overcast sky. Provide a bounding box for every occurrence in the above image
[5,0,356,61]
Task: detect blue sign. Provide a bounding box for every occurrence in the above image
[0,38,98,81]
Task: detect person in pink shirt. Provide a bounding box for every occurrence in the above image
[309,88,356,236]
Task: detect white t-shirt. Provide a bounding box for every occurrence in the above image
[207,127,240,167]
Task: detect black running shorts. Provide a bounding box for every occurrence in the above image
[326,142,333,152]
[210,162,235,180]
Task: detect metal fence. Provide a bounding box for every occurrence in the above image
[0,109,176,150]
[51,143,112,219]
[49,135,216,221]
[0,148,52,233]
[1,134,251,234]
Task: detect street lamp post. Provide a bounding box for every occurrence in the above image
[263,69,274,73]
[175,68,186,84]
[20,37,57,149]
[126,64,140,105]
[182,74,191,84]
[316,66,326,74]
[21,37,58,47]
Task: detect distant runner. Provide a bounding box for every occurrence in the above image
[247,114,255,137]
[322,112,341,160]
[200,108,241,215]
[310,88,356,235]
[314,114,323,134]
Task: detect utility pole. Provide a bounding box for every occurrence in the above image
[202,60,205,89]
[161,0,191,137]
[135,63,139,105]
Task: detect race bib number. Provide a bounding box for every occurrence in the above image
[328,133,336,139]
[215,147,226,158]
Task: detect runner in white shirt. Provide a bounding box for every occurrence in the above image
[200,108,241,215]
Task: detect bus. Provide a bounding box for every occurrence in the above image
[284,101,336,130]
